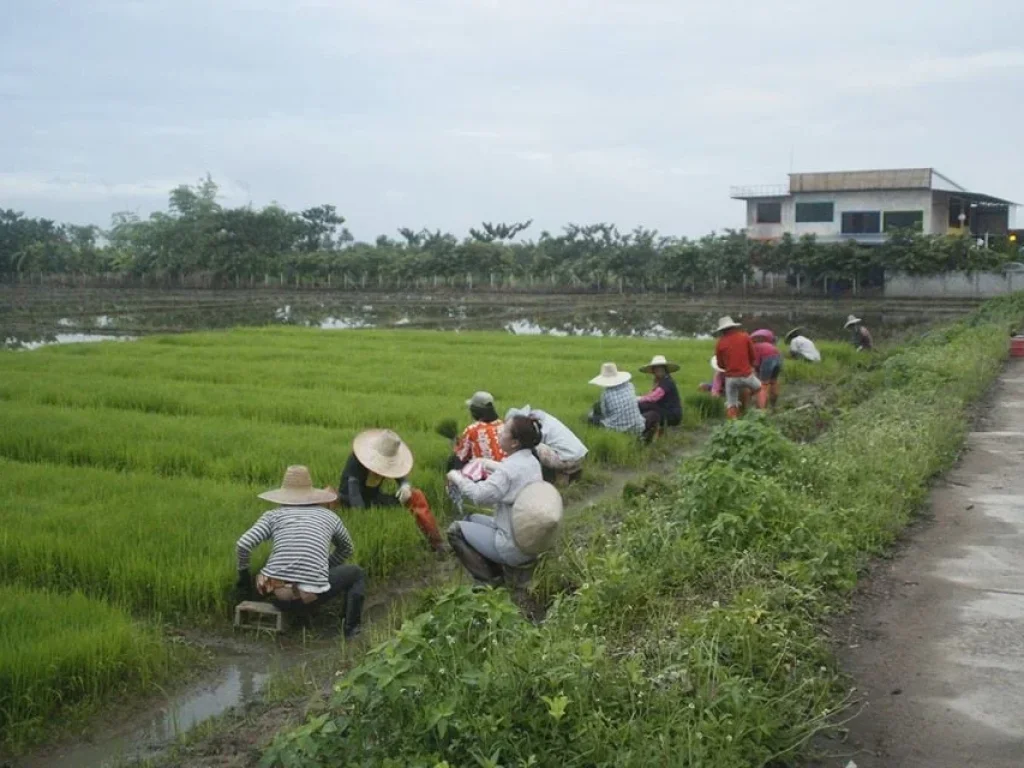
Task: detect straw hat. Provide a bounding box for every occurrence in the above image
[639,354,680,374]
[258,465,338,506]
[713,316,742,334]
[844,315,863,329]
[750,328,775,342]
[589,362,631,387]
[784,327,804,342]
[510,481,564,556]
[352,429,414,478]
[710,355,724,374]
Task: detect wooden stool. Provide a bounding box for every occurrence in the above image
[234,600,285,633]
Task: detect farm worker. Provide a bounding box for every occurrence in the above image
[235,465,365,638]
[586,362,646,436]
[446,416,561,586]
[750,329,783,410]
[448,391,507,472]
[712,316,761,420]
[637,354,683,438]
[784,327,822,362]
[844,314,873,351]
[698,356,726,397]
[337,429,443,552]
[505,404,588,483]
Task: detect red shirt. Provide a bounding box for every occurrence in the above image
[715,330,757,378]
[454,420,507,463]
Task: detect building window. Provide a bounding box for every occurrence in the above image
[841,211,881,234]
[795,202,834,223]
[756,202,782,224]
[883,210,924,232]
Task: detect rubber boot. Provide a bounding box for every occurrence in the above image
[726,405,740,420]
[447,524,503,586]
[343,592,364,639]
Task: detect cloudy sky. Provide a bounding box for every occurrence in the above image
[2,0,1023,240]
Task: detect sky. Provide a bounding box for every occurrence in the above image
[2,0,1023,241]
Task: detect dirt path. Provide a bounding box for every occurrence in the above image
[830,361,1024,767]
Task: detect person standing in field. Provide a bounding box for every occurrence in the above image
[637,354,684,439]
[750,329,783,410]
[505,404,588,483]
[844,315,873,351]
[448,391,507,472]
[235,465,365,638]
[784,327,822,362]
[712,316,761,420]
[335,429,442,552]
[586,362,646,436]
[446,416,562,586]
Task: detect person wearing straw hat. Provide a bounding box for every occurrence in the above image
[712,316,761,419]
[750,328,783,410]
[637,354,683,438]
[586,362,646,436]
[235,465,365,637]
[844,314,873,351]
[784,327,821,363]
[337,429,443,552]
[445,415,549,585]
[448,391,507,472]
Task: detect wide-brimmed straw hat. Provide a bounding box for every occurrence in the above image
[639,354,680,374]
[510,481,564,556]
[589,362,631,387]
[353,429,414,478]
[710,355,724,374]
[713,316,742,334]
[843,315,863,329]
[784,327,804,342]
[750,328,775,342]
[258,465,338,506]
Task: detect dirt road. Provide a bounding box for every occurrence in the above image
[834,361,1024,766]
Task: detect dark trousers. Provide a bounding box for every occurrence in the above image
[272,564,366,631]
[640,402,681,437]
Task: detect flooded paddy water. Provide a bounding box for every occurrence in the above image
[0,286,981,349]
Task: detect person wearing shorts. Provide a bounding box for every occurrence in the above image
[751,329,783,409]
[712,316,761,419]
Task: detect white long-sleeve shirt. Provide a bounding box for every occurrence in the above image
[789,335,822,362]
[449,448,542,561]
[506,406,588,462]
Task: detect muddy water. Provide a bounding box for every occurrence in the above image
[1,286,977,348]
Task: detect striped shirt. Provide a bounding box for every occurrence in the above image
[236,506,354,592]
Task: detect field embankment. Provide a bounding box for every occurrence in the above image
[256,295,1024,767]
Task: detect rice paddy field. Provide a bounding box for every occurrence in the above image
[4,325,799,749]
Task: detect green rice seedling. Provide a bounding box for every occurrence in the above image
[0,586,179,751]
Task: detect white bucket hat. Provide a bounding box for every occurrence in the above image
[844,315,863,329]
[510,481,564,556]
[714,316,742,334]
[466,391,495,408]
[639,354,680,374]
[710,355,724,374]
[589,362,631,387]
[352,429,414,478]
[258,465,338,506]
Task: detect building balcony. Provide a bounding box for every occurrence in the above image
[730,184,789,199]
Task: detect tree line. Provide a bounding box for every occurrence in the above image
[1,176,1015,292]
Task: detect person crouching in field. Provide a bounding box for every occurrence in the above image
[334,429,443,552]
[637,354,683,440]
[785,327,822,362]
[448,391,507,472]
[844,314,873,351]
[446,416,562,586]
[699,355,726,397]
[506,404,588,484]
[750,329,783,410]
[586,363,646,436]
[235,465,365,638]
[712,316,761,420]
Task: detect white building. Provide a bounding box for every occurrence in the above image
[731,168,1016,244]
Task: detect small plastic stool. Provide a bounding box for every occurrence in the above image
[234,600,285,633]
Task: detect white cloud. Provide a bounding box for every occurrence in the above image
[0,173,247,204]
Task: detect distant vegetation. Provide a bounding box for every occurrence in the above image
[0,176,1014,291]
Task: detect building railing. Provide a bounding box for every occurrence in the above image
[729,184,789,199]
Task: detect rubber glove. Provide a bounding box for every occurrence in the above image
[235,568,252,598]
[396,482,413,504]
[446,470,462,487]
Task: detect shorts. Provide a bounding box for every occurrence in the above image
[724,374,761,408]
[759,355,783,382]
